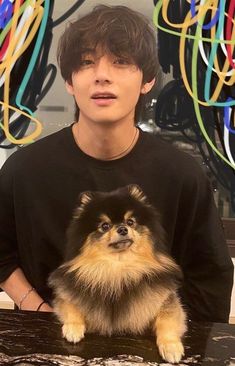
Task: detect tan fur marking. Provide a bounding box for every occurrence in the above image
[80,192,92,205]
[53,298,86,343]
[53,299,85,325]
[73,192,93,218]
[99,214,111,223]
[65,231,177,300]
[154,294,187,363]
[128,185,147,202]
[124,211,134,220]
[157,253,182,274]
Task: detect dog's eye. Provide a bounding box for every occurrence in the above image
[101,222,111,232]
[126,218,135,227]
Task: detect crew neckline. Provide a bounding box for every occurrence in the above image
[66,124,146,168]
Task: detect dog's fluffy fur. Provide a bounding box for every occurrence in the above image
[48,185,187,363]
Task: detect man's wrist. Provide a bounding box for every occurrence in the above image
[18,287,35,310]
[36,300,46,311]
[37,302,53,312]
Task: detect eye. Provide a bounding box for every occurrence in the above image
[114,58,130,65]
[126,218,135,227]
[80,59,94,67]
[100,222,111,232]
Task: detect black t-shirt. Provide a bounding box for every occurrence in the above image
[0,126,233,322]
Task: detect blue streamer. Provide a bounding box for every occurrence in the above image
[15,0,50,116]
[190,0,220,30]
[0,0,13,29]
[224,98,235,134]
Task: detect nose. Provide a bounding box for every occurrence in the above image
[117,225,128,236]
[94,57,113,84]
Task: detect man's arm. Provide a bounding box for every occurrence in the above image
[0,267,52,311]
[0,155,52,311]
[174,163,234,323]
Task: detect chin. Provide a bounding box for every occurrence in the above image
[85,106,135,125]
[48,185,187,364]
[92,116,129,125]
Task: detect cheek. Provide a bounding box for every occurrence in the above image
[133,230,154,255]
[124,79,143,102]
[70,75,90,98]
[89,230,112,246]
[65,81,75,96]
[82,232,109,257]
[133,226,151,242]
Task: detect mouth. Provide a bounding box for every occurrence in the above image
[91,92,117,106]
[109,239,133,251]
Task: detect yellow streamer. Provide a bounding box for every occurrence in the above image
[179,6,235,105]
[0,0,44,144]
[162,0,217,28]
[0,101,42,144]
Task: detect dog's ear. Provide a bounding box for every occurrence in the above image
[79,191,93,206]
[73,191,93,219]
[128,184,147,203]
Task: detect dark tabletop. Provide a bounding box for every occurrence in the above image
[0,309,234,365]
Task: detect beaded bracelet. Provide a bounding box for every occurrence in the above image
[36,300,46,312]
[19,287,35,310]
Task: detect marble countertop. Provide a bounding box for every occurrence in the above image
[0,309,234,365]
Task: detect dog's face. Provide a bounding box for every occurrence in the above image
[65,185,166,261]
[89,210,145,254]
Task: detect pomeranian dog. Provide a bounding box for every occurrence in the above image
[48,185,187,363]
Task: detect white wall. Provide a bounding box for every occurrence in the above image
[0,148,7,169]
[0,292,14,309]
[231,259,235,319]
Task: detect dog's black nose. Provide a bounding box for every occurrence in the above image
[117,225,128,236]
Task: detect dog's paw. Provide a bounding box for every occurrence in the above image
[62,323,85,343]
[157,339,184,364]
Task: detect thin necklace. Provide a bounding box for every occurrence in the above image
[73,125,139,161]
[103,127,139,160]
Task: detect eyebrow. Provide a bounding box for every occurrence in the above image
[81,47,100,55]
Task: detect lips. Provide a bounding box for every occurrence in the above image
[109,239,133,251]
[91,92,117,106]
[91,92,117,99]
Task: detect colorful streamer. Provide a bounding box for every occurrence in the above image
[153,0,235,170]
[0,0,49,144]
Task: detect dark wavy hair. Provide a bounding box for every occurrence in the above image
[57,5,159,123]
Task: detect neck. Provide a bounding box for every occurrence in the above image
[72,116,139,160]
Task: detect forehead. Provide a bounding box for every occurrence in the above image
[87,195,144,223]
[99,211,133,223]
[81,44,133,60]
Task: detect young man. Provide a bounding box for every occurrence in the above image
[0,5,233,320]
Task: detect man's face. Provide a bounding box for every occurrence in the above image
[66,50,155,125]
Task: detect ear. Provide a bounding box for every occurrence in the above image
[65,80,74,96]
[79,191,93,206]
[140,78,155,95]
[128,184,147,203]
[73,191,93,219]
